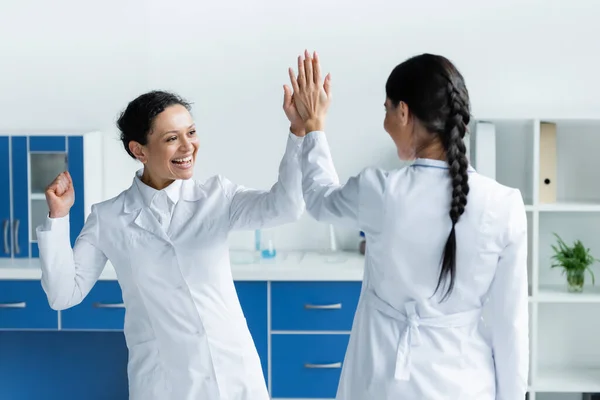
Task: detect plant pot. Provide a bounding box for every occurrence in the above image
[566,269,585,293]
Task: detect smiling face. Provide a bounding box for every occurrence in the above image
[128,104,199,189]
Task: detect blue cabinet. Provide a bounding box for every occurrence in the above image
[272,334,350,398]
[271,281,361,331]
[235,281,269,386]
[0,331,128,400]
[0,280,58,329]
[0,279,361,399]
[59,279,270,388]
[271,281,361,398]
[0,137,10,258]
[56,280,270,386]
[61,281,125,330]
[11,136,29,258]
[0,135,85,259]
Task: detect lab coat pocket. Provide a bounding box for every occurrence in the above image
[127,340,170,399]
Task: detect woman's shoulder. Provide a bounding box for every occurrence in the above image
[470,172,525,206]
[356,166,391,190]
[93,189,129,210]
[468,173,527,240]
[198,174,235,195]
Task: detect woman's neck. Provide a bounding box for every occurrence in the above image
[141,169,174,190]
[415,138,446,161]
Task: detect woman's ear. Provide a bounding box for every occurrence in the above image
[398,101,410,126]
[129,141,147,163]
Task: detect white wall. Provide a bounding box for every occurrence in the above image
[1,0,599,250]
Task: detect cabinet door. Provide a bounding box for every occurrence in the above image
[67,136,84,248]
[11,136,30,258]
[12,136,70,258]
[0,137,11,258]
[271,281,361,331]
[29,137,69,257]
[271,334,350,398]
[0,280,58,329]
[61,281,125,330]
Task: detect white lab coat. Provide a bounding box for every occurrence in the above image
[36,133,305,400]
[300,131,529,400]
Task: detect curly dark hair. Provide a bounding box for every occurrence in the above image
[117,90,192,159]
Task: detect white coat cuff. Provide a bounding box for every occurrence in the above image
[305,130,326,141]
[287,131,305,146]
[41,214,70,233]
[285,131,305,158]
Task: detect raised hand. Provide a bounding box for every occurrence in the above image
[283,84,305,137]
[45,171,75,218]
[287,50,331,133]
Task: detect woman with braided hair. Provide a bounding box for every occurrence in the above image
[285,50,529,399]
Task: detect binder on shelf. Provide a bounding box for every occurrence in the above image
[469,121,496,180]
[539,121,557,204]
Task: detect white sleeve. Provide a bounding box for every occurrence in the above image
[36,204,108,310]
[221,132,305,230]
[487,189,530,399]
[301,130,386,234]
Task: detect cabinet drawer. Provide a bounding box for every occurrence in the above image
[271,282,361,331]
[61,281,124,330]
[271,334,349,398]
[0,280,58,329]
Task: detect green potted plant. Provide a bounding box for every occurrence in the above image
[550,233,598,293]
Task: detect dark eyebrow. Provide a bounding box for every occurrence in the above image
[161,124,195,136]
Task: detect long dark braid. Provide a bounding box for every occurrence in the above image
[433,82,470,301]
[385,53,471,302]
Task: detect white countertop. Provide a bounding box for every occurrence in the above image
[0,250,365,281]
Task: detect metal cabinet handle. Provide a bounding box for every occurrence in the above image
[92,302,125,309]
[3,220,8,254]
[0,302,26,308]
[304,362,342,369]
[13,219,20,255]
[304,303,342,310]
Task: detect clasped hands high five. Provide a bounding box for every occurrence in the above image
[282,50,332,136]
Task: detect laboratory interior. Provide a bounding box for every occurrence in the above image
[1,0,599,399]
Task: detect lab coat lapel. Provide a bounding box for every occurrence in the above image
[167,179,204,239]
[123,182,171,244]
[134,208,171,243]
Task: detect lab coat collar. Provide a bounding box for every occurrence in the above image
[412,158,476,173]
[124,169,206,214]
[123,172,207,244]
[133,169,182,209]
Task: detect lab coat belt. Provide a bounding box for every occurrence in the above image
[364,289,482,381]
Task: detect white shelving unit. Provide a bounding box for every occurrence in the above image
[470,118,600,400]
